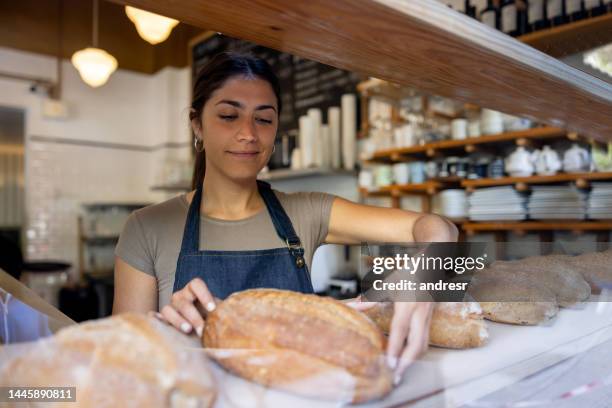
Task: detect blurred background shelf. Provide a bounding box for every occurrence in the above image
[462,221,612,233]
[462,172,612,191]
[367,126,572,163]
[518,13,612,58]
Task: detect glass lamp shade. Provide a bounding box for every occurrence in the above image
[71,47,118,88]
[125,6,179,45]
[584,43,612,78]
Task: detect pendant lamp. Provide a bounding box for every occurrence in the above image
[71,0,117,88]
[125,6,179,45]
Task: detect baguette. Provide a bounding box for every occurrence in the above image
[1,313,217,407]
[361,302,488,349]
[202,289,393,404]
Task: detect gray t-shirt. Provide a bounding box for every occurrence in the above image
[114,190,336,310]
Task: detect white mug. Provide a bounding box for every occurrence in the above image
[451,119,468,140]
[393,163,410,185]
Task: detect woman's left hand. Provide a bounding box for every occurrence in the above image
[347,299,434,385]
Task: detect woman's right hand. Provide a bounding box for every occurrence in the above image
[155,277,217,337]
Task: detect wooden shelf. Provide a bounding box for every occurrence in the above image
[118,0,612,141]
[368,126,568,163]
[462,221,612,233]
[519,13,612,59]
[461,171,612,191]
[359,180,445,197]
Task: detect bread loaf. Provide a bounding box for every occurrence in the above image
[1,313,217,407]
[566,251,612,294]
[202,289,393,403]
[484,257,591,307]
[429,302,489,349]
[361,302,488,349]
[468,275,559,325]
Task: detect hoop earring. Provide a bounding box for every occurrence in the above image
[272,145,276,154]
[194,137,204,152]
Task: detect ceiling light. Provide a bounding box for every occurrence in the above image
[125,6,179,45]
[71,0,117,87]
[583,43,612,78]
[71,48,117,88]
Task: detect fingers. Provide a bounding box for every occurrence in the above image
[386,302,416,372]
[161,303,195,334]
[189,278,217,313]
[394,305,431,384]
[162,278,217,337]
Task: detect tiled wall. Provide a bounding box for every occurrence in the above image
[0,47,191,279]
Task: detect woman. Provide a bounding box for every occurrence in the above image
[113,52,458,384]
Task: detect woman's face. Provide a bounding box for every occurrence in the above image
[194,75,278,182]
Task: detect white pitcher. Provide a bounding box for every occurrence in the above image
[505,146,534,177]
[532,145,561,175]
[563,144,590,173]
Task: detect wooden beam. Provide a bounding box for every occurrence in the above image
[111,0,612,141]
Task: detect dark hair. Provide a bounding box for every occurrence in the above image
[190,51,282,190]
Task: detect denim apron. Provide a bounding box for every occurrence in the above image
[172,180,314,299]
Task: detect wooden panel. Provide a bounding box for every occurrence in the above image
[519,14,612,58]
[110,0,612,141]
[0,0,202,74]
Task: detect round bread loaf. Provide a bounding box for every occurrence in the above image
[202,289,393,403]
[1,313,217,407]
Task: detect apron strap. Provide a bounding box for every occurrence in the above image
[256,180,303,250]
[179,181,204,254]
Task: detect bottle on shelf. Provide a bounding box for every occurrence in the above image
[471,0,490,18]
[481,0,501,29]
[526,0,548,32]
[546,0,567,26]
[500,0,520,36]
[584,0,607,15]
[517,0,530,35]
[565,0,587,21]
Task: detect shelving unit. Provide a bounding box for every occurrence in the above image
[367,126,571,163]
[462,171,612,192]
[118,0,612,141]
[518,13,612,58]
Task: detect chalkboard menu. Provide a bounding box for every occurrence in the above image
[191,33,362,133]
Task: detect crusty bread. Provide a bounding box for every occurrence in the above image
[429,302,489,349]
[361,302,488,349]
[468,275,559,325]
[202,289,392,404]
[1,313,217,407]
[565,251,612,294]
[484,257,591,307]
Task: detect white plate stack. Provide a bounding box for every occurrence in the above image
[528,185,588,220]
[587,182,612,219]
[468,186,528,221]
[432,189,468,219]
